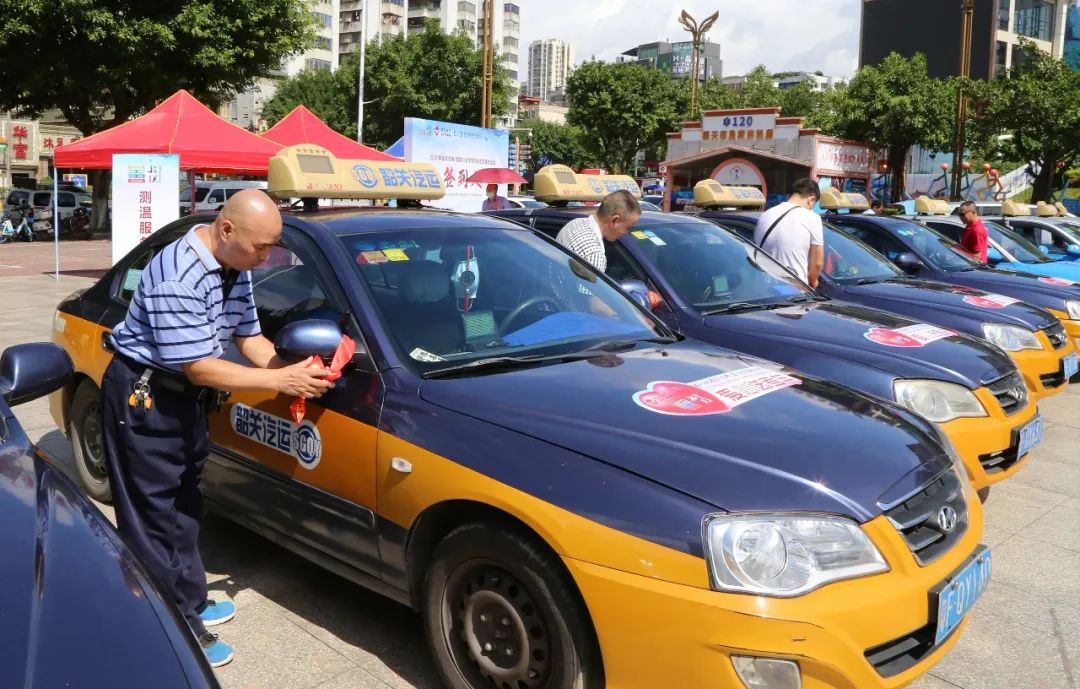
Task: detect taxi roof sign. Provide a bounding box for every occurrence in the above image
[1002,200,1031,217]
[1037,201,1059,217]
[533,164,640,203]
[914,197,950,215]
[267,144,445,201]
[1056,202,1072,217]
[692,180,766,208]
[819,187,870,211]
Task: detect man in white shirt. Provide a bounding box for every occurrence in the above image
[753,178,825,287]
[555,190,641,272]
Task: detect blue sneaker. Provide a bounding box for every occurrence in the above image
[199,599,236,627]
[198,631,234,668]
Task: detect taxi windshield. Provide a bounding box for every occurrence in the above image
[626,221,812,312]
[822,224,903,283]
[1053,219,1080,241]
[341,228,663,371]
[985,221,1051,263]
[879,217,979,272]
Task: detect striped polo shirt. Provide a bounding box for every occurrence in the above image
[111,226,261,371]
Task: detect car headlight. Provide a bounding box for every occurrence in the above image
[1066,300,1080,320]
[982,323,1042,351]
[703,514,888,597]
[893,380,987,423]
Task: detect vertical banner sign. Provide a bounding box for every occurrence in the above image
[403,118,509,212]
[111,154,180,265]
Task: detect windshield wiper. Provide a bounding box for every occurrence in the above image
[700,302,768,315]
[855,277,885,284]
[424,351,611,379]
[784,294,822,303]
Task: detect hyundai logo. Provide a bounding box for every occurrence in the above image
[936,505,959,533]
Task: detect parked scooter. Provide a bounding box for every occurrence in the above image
[0,204,36,243]
[61,206,92,239]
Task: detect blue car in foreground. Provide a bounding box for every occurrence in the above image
[0,343,219,689]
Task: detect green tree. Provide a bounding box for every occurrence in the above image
[739,65,782,109]
[516,118,591,171]
[830,53,953,202]
[966,42,1080,202]
[261,68,358,139]
[697,78,743,112]
[779,81,823,119]
[566,61,683,174]
[0,0,315,226]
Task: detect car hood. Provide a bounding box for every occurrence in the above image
[843,278,1058,331]
[420,341,951,522]
[700,300,1013,387]
[942,267,1080,311]
[0,422,215,688]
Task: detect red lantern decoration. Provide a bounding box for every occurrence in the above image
[940,162,950,171]
[961,161,971,170]
[990,168,999,177]
[983,163,992,172]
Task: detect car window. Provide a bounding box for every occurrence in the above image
[179,187,211,203]
[58,192,77,208]
[604,243,647,283]
[250,238,340,341]
[625,220,810,310]
[822,224,904,283]
[1052,221,1080,245]
[984,221,1050,262]
[924,221,963,243]
[32,192,51,207]
[844,225,909,261]
[868,218,977,271]
[116,246,161,304]
[207,189,225,204]
[530,217,568,240]
[708,217,756,242]
[342,227,661,371]
[6,190,30,207]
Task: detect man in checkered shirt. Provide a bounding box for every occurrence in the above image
[555,190,641,272]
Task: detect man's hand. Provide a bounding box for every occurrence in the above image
[274,359,335,399]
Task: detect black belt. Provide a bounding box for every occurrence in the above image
[114,354,230,409]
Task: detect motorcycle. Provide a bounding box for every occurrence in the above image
[62,206,93,239]
[31,207,55,241]
[0,204,36,243]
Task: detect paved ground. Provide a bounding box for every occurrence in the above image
[8,240,1080,689]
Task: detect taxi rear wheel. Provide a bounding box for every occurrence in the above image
[424,523,601,689]
[71,380,112,503]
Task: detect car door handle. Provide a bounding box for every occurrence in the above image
[101,331,115,353]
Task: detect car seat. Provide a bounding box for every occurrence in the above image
[395,260,463,357]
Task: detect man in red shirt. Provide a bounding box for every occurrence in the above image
[958,200,988,262]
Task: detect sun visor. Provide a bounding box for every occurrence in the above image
[692,180,766,208]
[267,144,445,200]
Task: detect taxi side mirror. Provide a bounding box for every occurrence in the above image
[0,343,73,407]
[619,279,652,310]
[274,319,347,362]
[1040,245,1051,255]
[894,252,924,275]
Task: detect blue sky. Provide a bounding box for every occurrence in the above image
[518,0,862,78]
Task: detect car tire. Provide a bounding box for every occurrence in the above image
[70,380,112,503]
[423,522,602,689]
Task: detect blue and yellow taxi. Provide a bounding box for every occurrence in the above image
[985,200,1080,263]
[51,147,988,689]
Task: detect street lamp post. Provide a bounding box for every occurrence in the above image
[678,9,719,121]
[357,0,369,143]
[950,0,976,201]
[480,0,495,128]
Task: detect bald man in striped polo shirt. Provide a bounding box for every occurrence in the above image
[102,189,334,667]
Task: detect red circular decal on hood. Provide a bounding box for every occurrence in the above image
[632,381,732,416]
[964,295,1009,309]
[1039,277,1076,286]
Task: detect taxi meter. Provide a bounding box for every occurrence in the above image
[533,164,640,204]
[819,186,870,212]
[692,179,766,209]
[267,144,446,200]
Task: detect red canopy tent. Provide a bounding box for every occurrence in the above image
[53,89,283,173]
[261,105,398,161]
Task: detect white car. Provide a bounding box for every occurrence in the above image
[180,180,267,215]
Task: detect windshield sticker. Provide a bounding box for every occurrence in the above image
[355,239,420,252]
[898,229,916,236]
[122,268,143,292]
[632,366,801,416]
[231,404,322,470]
[410,348,446,362]
[963,293,1021,309]
[383,248,410,261]
[358,250,389,265]
[631,230,649,240]
[643,230,667,246]
[1039,276,1077,287]
[865,323,956,348]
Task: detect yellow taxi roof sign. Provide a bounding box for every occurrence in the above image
[692,180,766,208]
[533,165,640,203]
[1002,200,1031,217]
[914,197,950,215]
[1055,202,1072,217]
[1037,201,1059,217]
[267,144,445,200]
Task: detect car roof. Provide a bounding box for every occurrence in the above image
[285,206,527,236]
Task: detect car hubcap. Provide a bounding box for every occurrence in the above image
[447,564,550,689]
[82,403,107,481]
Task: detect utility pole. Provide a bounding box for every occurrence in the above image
[356,0,369,143]
[481,0,495,128]
[950,0,975,201]
[678,9,719,121]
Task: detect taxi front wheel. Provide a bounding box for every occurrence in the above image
[423,523,603,689]
[70,380,112,503]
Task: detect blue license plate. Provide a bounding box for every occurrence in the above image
[1017,415,1044,459]
[1064,352,1078,380]
[935,549,992,645]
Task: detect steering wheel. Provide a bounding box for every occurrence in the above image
[498,296,561,336]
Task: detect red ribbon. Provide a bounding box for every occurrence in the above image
[290,334,356,424]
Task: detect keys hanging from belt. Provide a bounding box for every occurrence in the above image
[129,370,153,410]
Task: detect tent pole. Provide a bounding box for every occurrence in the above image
[189,169,196,215]
[53,170,59,281]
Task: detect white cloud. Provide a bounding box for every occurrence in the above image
[517,0,861,79]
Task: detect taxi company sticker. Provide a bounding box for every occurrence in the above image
[358,250,389,264]
[383,248,410,261]
[865,323,956,348]
[231,403,322,470]
[963,293,1021,309]
[410,347,446,362]
[632,366,800,416]
[643,230,666,246]
[631,231,649,240]
[1040,276,1077,286]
